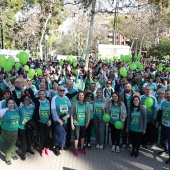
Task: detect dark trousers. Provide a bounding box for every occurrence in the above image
[109,123,121,146]
[130,131,143,152]
[142,122,157,145]
[37,122,50,149]
[1,129,18,161]
[66,118,71,142]
[161,125,170,154]
[122,119,131,145]
[85,118,94,144]
[19,129,31,153]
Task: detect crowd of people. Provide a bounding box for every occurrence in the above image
[0,56,170,166]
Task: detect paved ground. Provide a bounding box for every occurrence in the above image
[0,141,170,170]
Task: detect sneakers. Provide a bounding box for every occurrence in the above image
[130,150,135,157]
[74,149,79,157]
[99,145,103,149]
[134,151,139,158]
[111,145,115,152]
[83,143,86,149]
[96,144,100,149]
[41,149,46,157]
[150,144,157,149]
[87,143,91,150]
[45,148,51,156]
[121,144,126,150]
[12,156,18,160]
[128,144,132,150]
[21,153,27,161]
[116,146,120,153]
[6,160,12,165]
[27,150,35,155]
[55,148,60,156]
[81,148,86,155]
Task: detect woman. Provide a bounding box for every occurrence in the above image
[27,85,52,157]
[126,95,147,158]
[93,88,107,149]
[107,92,127,153]
[49,80,58,99]
[71,91,90,157]
[84,92,94,149]
[0,98,20,165]
[12,87,35,161]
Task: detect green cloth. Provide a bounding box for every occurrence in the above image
[2,109,20,132]
[130,108,142,132]
[0,82,7,91]
[95,99,103,117]
[161,101,170,128]
[89,101,94,120]
[74,102,86,126]
[19,105,34,130]
[38,99,50,124]
[51,91,58,98]
[110,104,120,124]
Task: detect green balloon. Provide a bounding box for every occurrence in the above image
[144,97,153,109]
[4,62,12,72]
[166,55,170,59]
[19,51,29,64]
[73,62,77,67]
[74,69,78,75]
[104,58,109,63]
[28,69,35,79]
[24,65,29,71]
[43,62,47,66]
[66,56,71,62]
[69,59,72,64]
[36,68,42,76]
[120,55,125,61]
[120,67,127,77]
[15,62,21,69]
[8,56,15,66]
[115,121,123,129]
[159,63,163,67]
[0,55,7,68]
[72,58,77,63]
[59,60,64,66]
[158,67,163,71]
[135,61,141,68]
[130,63,137,71]
[102,114,110,123]
[138,64,143,71]
[166,67,170,72]
[97,53,102,57]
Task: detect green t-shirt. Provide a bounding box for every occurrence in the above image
[68,89,77,105]
[110,104,120,124]
[0,100,7,126]
[30,85,37,93]
[95,99,103,117]
[15,89,22,98]
[2,109,20,131]
[0,82,6,91]
[130,108,142,132]
[51,91,58,98]
[74,102,86,126]
[54,96,70,124]
[38,99,50,124]
[161,100,170,128]
[89,101,94,120]
[19,104,34,130]
[74,78,84,91]
[141,95,156,123]
[126,94,132,113]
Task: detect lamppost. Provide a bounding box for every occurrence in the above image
[0,10,3,49]
[45,34,49,61]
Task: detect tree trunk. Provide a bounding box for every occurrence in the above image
[138,40,143,55]
[84,0,97,70]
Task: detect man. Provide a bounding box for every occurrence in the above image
[143,76,156,95]
[89,83,97,97]
[141,86,158,148]
[120,82,140,150]
[65,80,78,146]
[34,82,49,97]
[51,86,71,155]
[13,78,25,98]
[27,79,37,93]
[157,90,170,164]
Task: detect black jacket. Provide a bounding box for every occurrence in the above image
[28,88,52,121]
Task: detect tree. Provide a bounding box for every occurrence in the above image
[149,36,170,59]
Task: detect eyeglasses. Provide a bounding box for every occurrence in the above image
[87,96,92,98]
[59,90,65,92]
[97,92,102,93]
[24,98,30,101]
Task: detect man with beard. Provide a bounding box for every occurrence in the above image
[65,80,78,147]
[157,90,170,165]
[120,82,140,150]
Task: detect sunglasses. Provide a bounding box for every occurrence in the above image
[59,90,65,92]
